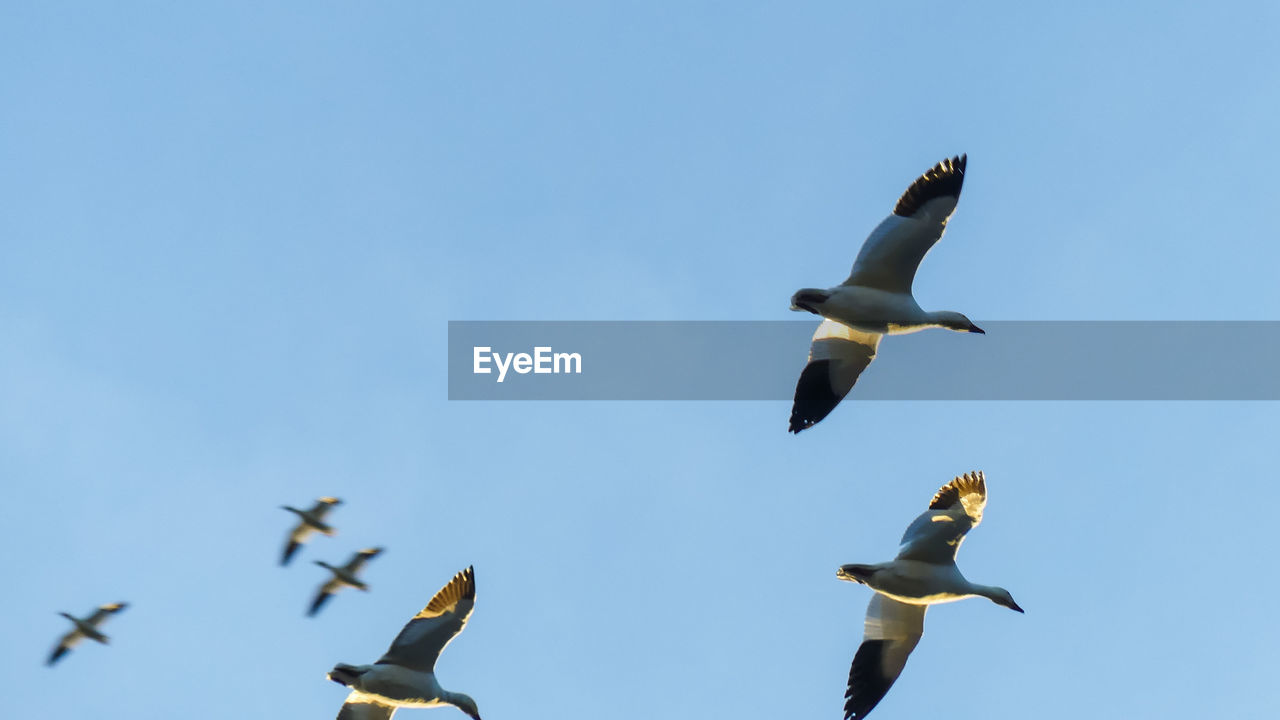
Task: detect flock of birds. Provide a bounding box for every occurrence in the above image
[47,155,1021,719]
[281,497,385,617]
[50,496,483,720]
[786,155,1023,717]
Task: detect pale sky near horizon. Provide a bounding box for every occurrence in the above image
[3,3,1280,719]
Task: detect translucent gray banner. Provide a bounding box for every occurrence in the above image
[447,321,1280,400]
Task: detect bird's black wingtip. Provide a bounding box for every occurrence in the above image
[789,359,841,433]
[308,593,332,617]
[788,421,813,434]
[892,154,968,218]
[460,565,477,601]
[844,639,897,719]
[282,540,302,566]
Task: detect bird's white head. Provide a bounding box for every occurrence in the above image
[930,310,985,334]
[326,662,370,688]
[448,692,482,720]
[988,587,1024,613]
[789,288,832,315]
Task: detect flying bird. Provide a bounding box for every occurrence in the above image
[836,471,1022,718]
[281,496,343,565]
[789,155,983,432]
[47,602,128,666]
[328,566,481,720]
[309,547,384,617]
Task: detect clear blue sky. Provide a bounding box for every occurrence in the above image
[3,3,1279,718]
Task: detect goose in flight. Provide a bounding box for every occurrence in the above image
[310,547,385,616]
[47,602,128,666]
[789,155,983,433]
[328,566,481,720]
[281,496,342,565]
[836,472,1022,718]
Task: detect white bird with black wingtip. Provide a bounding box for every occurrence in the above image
[789,155,984,433]
[328,566,482,720]
[310,547,385,616]
[280,496,342,565]
[836,472,1022,719]
[47,602,128,666]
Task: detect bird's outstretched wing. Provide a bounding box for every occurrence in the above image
[843,155,967,294]
[281,538,304,566]
[309,582,338,617]
[85,603,128,627]
[46,636,75,666]
[309,496,342,518]
[896,471,987,563]
[345,548,383,574]
[844,594,926,719]
[377,566,476,673]
[790,320,882,433]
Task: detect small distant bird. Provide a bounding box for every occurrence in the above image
[789,155,983,433]
[47,602,128,666]
[281,496,343,565]
[328,566,481,720]
[309,548,384,617]
[836,472,1022,718]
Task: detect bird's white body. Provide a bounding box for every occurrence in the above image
[341,664,450,707]
[69,618,109,642]
[810,286,939,335]
[847,560,995,606]
[323,567,368,589]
